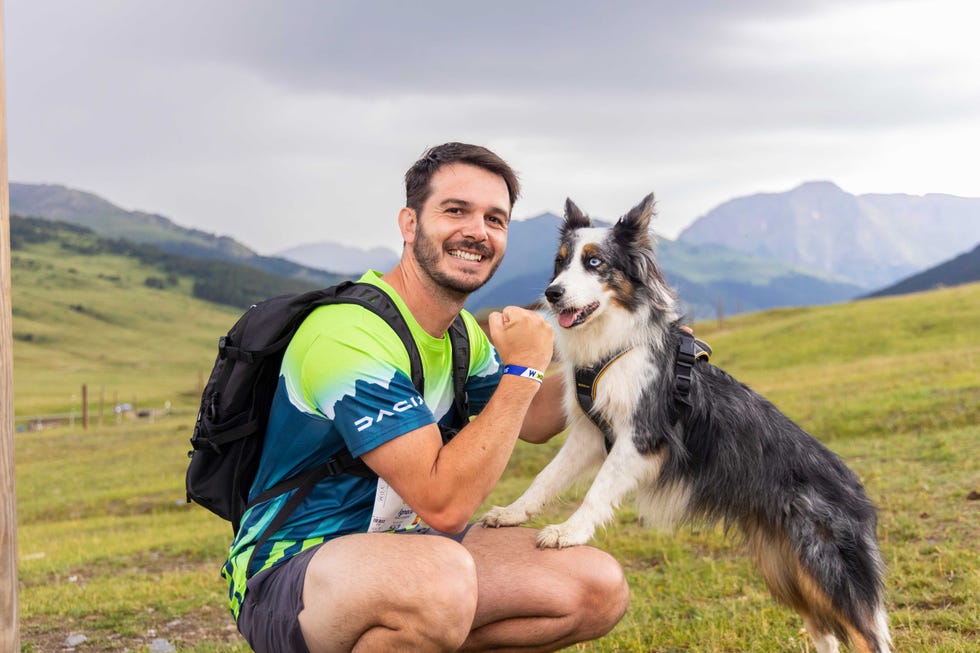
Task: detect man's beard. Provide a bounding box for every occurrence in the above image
[413,221,502,297]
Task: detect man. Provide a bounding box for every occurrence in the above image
[224,143,630,652]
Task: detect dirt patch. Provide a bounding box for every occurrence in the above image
[23,606,245,652]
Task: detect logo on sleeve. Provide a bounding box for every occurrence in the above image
[354,394,426,432]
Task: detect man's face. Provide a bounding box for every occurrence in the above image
[409,162,511,296]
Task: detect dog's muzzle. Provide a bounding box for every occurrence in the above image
[544,284,564,304]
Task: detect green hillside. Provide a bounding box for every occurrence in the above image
[692,283,980,441]
[867,242,980,299]
[10,183,348,287]
[9,218,288,418]
[10,183,256,256]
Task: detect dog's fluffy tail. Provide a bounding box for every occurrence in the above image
[748,515,891,653]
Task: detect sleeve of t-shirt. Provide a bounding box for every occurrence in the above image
[300,309,438,458]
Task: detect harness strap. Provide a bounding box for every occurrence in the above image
[674,331,711,410]
[574,349,630,452]
[574,331,711,449]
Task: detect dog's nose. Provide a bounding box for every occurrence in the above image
[544,284,564,304]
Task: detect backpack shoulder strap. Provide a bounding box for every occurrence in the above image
[341,282,470,419]
[447,314,471,434]
[333,282,424,391]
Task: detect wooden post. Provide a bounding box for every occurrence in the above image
[0,2,21,648]
[81,383,88,430]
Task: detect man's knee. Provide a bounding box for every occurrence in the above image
[571,548,630,638]
[415,542,480,647]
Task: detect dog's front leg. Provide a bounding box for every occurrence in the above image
[480,423,606,528]
[537,434,658,548]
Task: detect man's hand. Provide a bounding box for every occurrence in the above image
[488,306,554,373]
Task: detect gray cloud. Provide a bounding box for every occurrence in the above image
[6,0,979,253]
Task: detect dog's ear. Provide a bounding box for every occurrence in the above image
[564,198,592,230]
[613,193,655,247]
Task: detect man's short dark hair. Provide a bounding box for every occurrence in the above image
[405,142,521,215]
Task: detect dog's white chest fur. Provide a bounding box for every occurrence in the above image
[561,345,659,438]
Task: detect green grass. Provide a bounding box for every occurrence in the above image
[11,237,239,418]
[11,234,980,651]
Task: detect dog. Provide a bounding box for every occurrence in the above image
[480,194,891,653]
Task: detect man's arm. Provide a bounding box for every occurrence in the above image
[360,306,553,534]
[519,372,566,444]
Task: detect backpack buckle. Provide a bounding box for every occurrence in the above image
[206,393,219,419]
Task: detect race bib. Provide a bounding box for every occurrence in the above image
[367,479,422,532]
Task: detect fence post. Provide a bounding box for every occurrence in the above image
[0,2,21,648]
[82,383,88,430]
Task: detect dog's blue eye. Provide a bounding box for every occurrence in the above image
[588,257,602,268]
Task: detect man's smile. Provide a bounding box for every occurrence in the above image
[449,249,485,262]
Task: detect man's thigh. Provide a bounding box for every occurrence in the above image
[298,532,479,653]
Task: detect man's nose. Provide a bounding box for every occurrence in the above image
[460,213,489,241]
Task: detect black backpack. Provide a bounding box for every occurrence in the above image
[186,280,471,536]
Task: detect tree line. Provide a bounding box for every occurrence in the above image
[10,215,332,309]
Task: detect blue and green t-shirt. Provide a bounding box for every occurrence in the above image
[222,271,502,619]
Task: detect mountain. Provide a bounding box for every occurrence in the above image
[865,242,980,299]
[677,181,980,290]
[9,215,335,309]
[9,183,344,287]
[5,180,881,319]
[277,241,400,275]
[464,212,862,319]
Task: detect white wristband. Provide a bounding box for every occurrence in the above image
[502,365,545,383]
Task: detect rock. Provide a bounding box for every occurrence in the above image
[64,633,87,647]
[149,638,177,653]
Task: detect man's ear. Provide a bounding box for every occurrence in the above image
[397,207,417,244]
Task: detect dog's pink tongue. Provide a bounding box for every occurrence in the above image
[557,309,578,328]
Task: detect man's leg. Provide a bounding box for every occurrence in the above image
[460,525,629,653]
[298,532,479,653]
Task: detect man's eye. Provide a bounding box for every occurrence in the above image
[587,257,602,268]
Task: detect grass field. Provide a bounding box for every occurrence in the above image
[11,239,980,651]
[10,235,240,418]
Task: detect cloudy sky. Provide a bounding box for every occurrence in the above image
[6,0,979,254]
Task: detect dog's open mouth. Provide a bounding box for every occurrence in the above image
[556,302,599,328]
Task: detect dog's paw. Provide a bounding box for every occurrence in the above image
[535,522,591,549]
[480,505,531,528]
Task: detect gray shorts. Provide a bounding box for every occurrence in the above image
[236,525,473,653]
